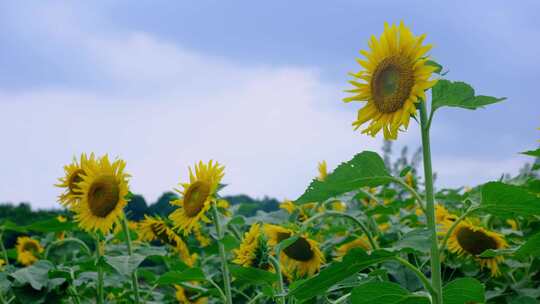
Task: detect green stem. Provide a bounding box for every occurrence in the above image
[393,256,436,298]
[44,237,92,259]
[302,211,378,250]
[0,232,9,266]
[95,235,104,304]
[208,278,228,303]
[439,207,478,253]
[121,216,140,304]
[68,286,81,304]
[268,255,286,304]
[392,176,427,214]
[211,202,233,304]
[247,293,264,304]
[355,189,382,237]
[419,101,443,304]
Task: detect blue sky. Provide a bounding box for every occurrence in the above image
[1,1,539,209]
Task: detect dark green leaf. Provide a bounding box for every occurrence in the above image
[350,281,429,304]
[478,248,515,258]
[516,232,540,258]
[24,218,76,233]
[10,260,53,290]
[426,60,443,74]
[296,151,392,204]
[104,254,146,276]
[510,296,539,304]
[442,278,485,304]
[392,228,431,254]
[522,148,540,157]
[229,265,278,285]
[155,268,206,285]
[481,182,540,217]
[275,235,299,254]
[432,79,505,112]
[289,248,394,301]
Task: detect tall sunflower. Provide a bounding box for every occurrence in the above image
[139,215,196,266]
[233,223,271,270]
[73,155,130,234]
[56,153,95,209]
[169,160,224,235]
[344,22,438,139]
[16,236,44,266]
[443,219,508,276]
[264,224,324,279]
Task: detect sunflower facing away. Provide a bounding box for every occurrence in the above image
[73,155,130,234]
[344,22,438,139]
[16,236,44,266]
[335,236,371,259]
[139,215,196,266]
[264,224,325,279]
[233,223,271,270]
[169,160,225,235]
[443,219,508,276]
[175,283,208,304]
[56,153,96,209]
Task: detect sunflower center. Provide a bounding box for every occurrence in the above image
[87,175,120,218]
[371,56,414,113]
[456,227,498,256]
[151,223,177,247]
[184,181,211,217]
[22,241,39,254]
[68,169,85,194]
[277,232,314,262]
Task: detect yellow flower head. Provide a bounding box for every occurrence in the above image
[330,200,347,212]
[56,153,96,209]
[169,160,224,235]
[174,284,207,304]
[138,215,196,266]
[72,155,130,234]
[335,236,371,258]
[317,160,328,181]
[16,236,44,266]
[443,219,508,276]
[233,223,271,269]
[56,215,67,223]
[264,224,325,279]
[345,22,438,140]
[193,223,211,247]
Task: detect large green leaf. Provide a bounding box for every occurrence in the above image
[350,281,430,304]
[24,218,76,233]
[522,148,540,157]
[432,79,505,112]
[155,268,206,285]
[515,232,540,258]
[392,228,431,254]
[229,265,277,285]
[296,151,392,204]
[442,278,485,304]
[104,254,146,277]
[10,260,53,290]
[481,182,540,217]
[288,248,394,301]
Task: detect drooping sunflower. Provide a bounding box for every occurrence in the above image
[16,236,44,266]
[139,215,196,266]
[264,224,325,279]
[233,223,271,270]
[174,284,207,304]
[73,155,130,234]
[56,153,96,209]
[344,22,438,140]
[335,236,371,259]
[443,219,508,276]
[193,223,211,247]
[169,160,224,235]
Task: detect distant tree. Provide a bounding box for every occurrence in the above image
[147,192,178,217]
[124,194,148,221]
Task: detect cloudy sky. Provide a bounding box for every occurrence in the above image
[1,1,539,209]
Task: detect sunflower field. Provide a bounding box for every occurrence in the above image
[2,22,540,304]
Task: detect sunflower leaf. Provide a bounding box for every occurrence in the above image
[442,278,485,304]
[155,268,206,285]
[431,79,505,113]
[426,60,443,75]
[515,232,540,258]
[522,148,540,157]
[104,254,146,277]
[296,151,392,204]
[350,281,430,304]
[480,181,540,217]
[288,248,395,301]
[10,260,53,290]
[228,265,278,286]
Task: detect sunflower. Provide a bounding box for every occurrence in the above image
[318,161,328,181]
[139,215,196,266]
[344,22,438,139]
[56,153,96,209]
[264,224,324,279]
[73,155,130,234]
[16,236,44,266]
[233,223,271,269]
[193,224,211,247]
[335,236,371,258]
[169,160,224,235]
[330,200,347,212]
[443,219,508,276]
[174,284,207,304]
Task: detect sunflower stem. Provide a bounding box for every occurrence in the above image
[268,255,286,304]
[121,216,141,304]
[391,176,427,214]
[211,202,233,304]
[0,231,9,266]
[438,206,479,253]
[419,101,443,304]
[301,211,378,250]
[95,235,104,304]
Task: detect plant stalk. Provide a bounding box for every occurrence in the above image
[211,202,233,304]
[268,255,286,304]
[419,101,443,304]
[121,216,141,304]
[95,236,104,304]
[0,232,9,266]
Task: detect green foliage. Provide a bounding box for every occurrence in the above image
[442,278,485,304]
[350,281,430,304]
[431,79,505,112]
[481,181,540,217]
